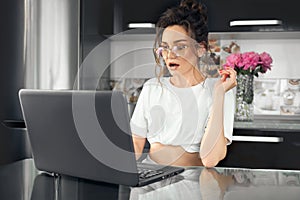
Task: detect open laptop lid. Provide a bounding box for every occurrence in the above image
[19,89,140,186]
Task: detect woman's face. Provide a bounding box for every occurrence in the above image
[160,25,205,77]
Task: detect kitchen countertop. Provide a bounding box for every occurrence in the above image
[234,118,300,131]
[7,118,300,132]
[1,159,300,200]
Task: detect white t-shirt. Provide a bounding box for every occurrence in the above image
[130,77,235,153]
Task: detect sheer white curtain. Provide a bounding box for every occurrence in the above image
[25,0,79,89]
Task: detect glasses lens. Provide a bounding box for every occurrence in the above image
[156,45,188,57]
[173,45,187,57]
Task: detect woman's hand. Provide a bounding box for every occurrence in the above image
[218,67,237,92]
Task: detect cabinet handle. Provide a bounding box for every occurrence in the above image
[230,20,282,26]
[232,136,283,143]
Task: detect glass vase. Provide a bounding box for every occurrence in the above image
[235,74,254,121]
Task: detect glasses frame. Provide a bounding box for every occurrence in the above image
[155,44,189,58]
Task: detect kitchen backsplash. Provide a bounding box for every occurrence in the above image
[254,78,300,116]
[110,77,300,118]
[111,78,300,116]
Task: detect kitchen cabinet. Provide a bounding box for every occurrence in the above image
[119,0,180,33]
[81,0,113,58]
[80,0,114,90]
[201,0,300,32]
[81,0,175,37]
[218,128,300,170]
[81,0,300,38]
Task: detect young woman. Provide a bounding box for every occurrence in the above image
[130,0,237,167]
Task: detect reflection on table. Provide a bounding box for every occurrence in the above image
[131,167,300,200]
[30,173,129,200]
[1,159,300,200]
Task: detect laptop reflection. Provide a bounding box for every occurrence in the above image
[30,173,130,200]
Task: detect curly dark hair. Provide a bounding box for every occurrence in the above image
[153,0,209,79]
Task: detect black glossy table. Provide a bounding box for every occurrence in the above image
[1,159,300,200]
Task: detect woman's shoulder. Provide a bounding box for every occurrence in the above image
[143,77,168,87]
[144,77,159,85]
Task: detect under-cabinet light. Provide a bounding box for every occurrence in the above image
[230,20,282,26]
[128,23,155,28]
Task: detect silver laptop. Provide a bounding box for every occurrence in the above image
[19,89,184,187]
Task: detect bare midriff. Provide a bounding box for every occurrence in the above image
[149,142,203,166]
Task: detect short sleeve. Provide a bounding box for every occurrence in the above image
[130,86,148,138]
[223,88,235,145]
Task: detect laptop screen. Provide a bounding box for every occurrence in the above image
[19,89,140,185]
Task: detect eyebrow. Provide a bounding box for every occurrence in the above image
[161,39,188,45]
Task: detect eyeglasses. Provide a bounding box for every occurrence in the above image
[155,44,189,58]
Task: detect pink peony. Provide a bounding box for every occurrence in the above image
[241,52,259,70]
[224,53,242,68]
[223,51,273,77]
[259,52,273,71]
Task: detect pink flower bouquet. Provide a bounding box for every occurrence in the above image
[223,51,273,77]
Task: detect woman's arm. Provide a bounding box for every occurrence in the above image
[200,68,237,168]
[132,134,146,160]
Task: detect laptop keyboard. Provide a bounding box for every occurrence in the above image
[137,168,164,179]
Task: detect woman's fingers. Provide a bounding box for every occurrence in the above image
[219,67,237,91]
[218,69,228,81]
[218,69,230,81]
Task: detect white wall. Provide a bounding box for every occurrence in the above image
[110,36,156,79]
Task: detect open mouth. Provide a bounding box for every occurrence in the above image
[168,63,179,69]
